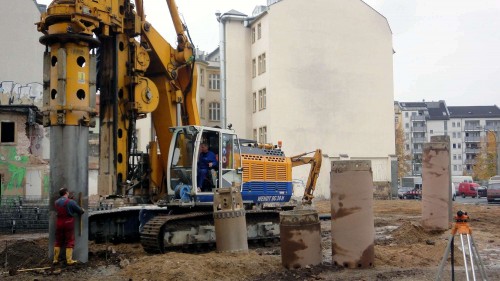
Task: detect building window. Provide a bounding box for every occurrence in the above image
[209,74,220,90]
[253,129,257,141]
[258,55,262,75]
[252,27,256,43]
[252,59,256,78]
[430,130,433,134]
[452,122,456,127]
[252,92,257,113]
[405,112,408,117]
[0,121,15,144]
[200,99,205,119]
[453,154,457,160]
[405,123,409,129]
[458,143,461,149]
[259,126,267,143]
[457,132,461,138]
[209,102,220,121]
[453,143,456,149]
[405,144,410,150]
[200,69,205,87]
[258,53,266,75]
[257,23,262,39]
[453,165,457,171]
[458,154,462,160]
[261,53,266,74]
[452,132,456,138]
[457,122,461,127]
[259,88,266,110]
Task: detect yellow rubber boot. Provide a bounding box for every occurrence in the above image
[66,248,78,265]
[53,247,60,265]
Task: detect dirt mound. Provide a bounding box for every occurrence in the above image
[374,221,463,268]
[391,221,442,245]
[0,239,50,270]
[375,243,452,267]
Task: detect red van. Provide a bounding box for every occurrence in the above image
[458,182,479,198]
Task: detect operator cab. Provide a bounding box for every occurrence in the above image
[167,126,242,205]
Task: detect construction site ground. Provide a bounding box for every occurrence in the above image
[1,199,499,281]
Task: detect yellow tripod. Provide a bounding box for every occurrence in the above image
[436,211,488,281]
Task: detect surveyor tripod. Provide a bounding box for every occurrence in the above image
[436,211,488,281]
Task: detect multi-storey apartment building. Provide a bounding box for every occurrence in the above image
[222,0,396,198]
[448,106,500,175]
[396,101,500,177]
[397,101,449,175]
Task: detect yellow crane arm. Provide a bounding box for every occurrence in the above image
[290,149,323,204]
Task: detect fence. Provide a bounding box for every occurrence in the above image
[0,196,49,234]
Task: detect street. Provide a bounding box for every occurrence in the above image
[454,196,499,206]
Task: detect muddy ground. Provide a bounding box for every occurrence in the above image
[0,199,499,281]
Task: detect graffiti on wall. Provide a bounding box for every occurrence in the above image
[0,146,29,194]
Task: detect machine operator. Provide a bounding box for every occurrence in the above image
[197,143,218,192]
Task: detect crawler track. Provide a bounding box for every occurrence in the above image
[141,212,212,253]
[140,210,281,253]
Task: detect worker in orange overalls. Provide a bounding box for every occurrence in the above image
[53,187,84,265]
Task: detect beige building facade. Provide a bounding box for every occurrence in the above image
[223,0,396,198]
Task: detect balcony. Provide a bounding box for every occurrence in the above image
[484,125,500,131]
[464,125,481,131]
[412,127,426,132]
[464,136,480,142]
[413,148,422,154]
[465,148,480,154]
[411,115,426,122]
[464,159,477,165]
[412,137,426,143]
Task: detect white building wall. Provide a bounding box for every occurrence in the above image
[225,19,252,137]
[0,1,44,86]
[227,0,395,198]
[427,121,446,138]
[447,118,464,175]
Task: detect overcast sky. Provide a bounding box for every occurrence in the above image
[38,0,500,107]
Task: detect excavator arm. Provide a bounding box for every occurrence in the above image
[290,149,323,204]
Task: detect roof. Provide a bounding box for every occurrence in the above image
[0,105,43,124]
[207,47,219,60]
[223,9,247,17]
[448,106,500,118]
[426,101,449,120]
[398,102,427,109]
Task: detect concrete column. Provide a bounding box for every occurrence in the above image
[330,160,374,268]
[422,136,451,231]
[48,126,89,262]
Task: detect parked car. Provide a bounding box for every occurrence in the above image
[487,183,500,203]
[477,186,487,198]
[458,182,480,198]
[398,187,412,199]
[402,188,422,200]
